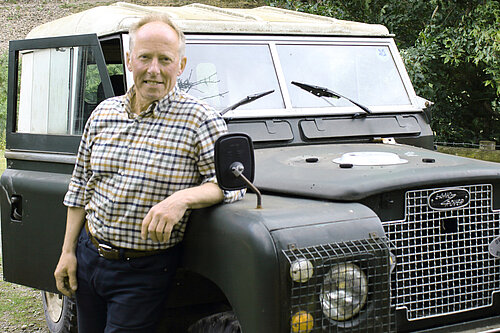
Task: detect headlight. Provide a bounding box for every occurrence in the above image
[290,258,314,283]
[320,263,368,321]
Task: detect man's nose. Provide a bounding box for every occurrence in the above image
[147,58,160,74]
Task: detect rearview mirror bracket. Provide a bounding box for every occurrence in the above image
[215,133,262,208]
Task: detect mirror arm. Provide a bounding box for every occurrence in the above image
[240,174,262,209]
[231,162,262,209]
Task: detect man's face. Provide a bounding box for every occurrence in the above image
[126,21,186,109]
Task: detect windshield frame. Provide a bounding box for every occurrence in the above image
[172,35,421,118]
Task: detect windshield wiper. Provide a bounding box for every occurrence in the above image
[291,81,372,118]
[220,90,275,116]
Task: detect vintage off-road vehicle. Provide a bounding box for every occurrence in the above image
[2,2,500,332]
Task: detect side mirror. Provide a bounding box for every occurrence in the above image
[215,133,261,208]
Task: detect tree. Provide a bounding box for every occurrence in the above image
[404,0,499,142]
[266,0,436,48]
[267,0,500,143]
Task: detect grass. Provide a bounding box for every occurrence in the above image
[0,256,47,331]
[0,150,5,171]
[437,146,500,163]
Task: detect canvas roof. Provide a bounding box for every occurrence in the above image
[26,2,390,39]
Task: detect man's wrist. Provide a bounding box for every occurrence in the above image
[61,244,77,255]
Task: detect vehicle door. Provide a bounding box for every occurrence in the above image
[1,34,117,292]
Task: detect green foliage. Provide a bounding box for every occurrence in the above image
[0,52,7,149]
[437,145,500,163]
[0,2,498,146]
[267,0,436,48]
[267,0,500,144]
[404,0,499,143]
[84,60,124,103]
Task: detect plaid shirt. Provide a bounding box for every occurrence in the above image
[64,85,244,250]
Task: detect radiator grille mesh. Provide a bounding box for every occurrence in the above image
[383,184,500,320]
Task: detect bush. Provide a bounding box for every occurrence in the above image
[266,0,500,144]
[0,52,7,149]
[402,1,500,144]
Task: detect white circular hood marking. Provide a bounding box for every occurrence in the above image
[333,152,408,166]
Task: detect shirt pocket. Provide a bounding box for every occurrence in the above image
[145,139,197,187]
[90,134,127,176]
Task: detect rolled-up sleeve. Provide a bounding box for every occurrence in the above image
[63,118,93,208]
[222,188,246,204]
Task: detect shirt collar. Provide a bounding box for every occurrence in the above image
[123,84,180,118]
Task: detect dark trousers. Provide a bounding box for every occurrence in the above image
[75,228,180,333]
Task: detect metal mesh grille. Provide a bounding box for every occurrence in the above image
[383,184,500,320]
[283,238,393,332]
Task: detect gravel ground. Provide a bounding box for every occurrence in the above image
[0,262,49,332]
[1,0,92,53]
[0,0,265,53]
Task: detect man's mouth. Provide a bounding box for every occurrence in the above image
[144,80,163,85]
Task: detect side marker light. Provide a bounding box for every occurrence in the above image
[291,311,314,333]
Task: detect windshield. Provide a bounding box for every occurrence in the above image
[178,41,413,113]
[179,44,284,111]
[277,44,411,108]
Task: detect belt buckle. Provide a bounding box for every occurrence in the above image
[98,243,119,259]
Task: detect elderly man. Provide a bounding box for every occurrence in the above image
[54,14,242,333]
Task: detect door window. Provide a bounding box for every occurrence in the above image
[7,34,113,152]
[16,46,109,135]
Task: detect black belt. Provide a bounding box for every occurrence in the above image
[85,223,169,260]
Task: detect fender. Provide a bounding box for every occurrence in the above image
[183,195,280,332]
[183,193,387,332]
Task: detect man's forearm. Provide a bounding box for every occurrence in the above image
[180,182,224,210]
[54,206,85,296]
[61,206,86,254]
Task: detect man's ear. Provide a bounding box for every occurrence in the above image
[178,56,187,76]
[126,51,133,72]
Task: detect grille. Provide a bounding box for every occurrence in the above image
[383,184,500,320]
[283,238,393,332]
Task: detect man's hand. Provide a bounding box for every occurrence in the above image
[54,252,78,297]
[141,192,188,243]
[141,183,224,243]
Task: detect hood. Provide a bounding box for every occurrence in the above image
[253,143,500,201]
